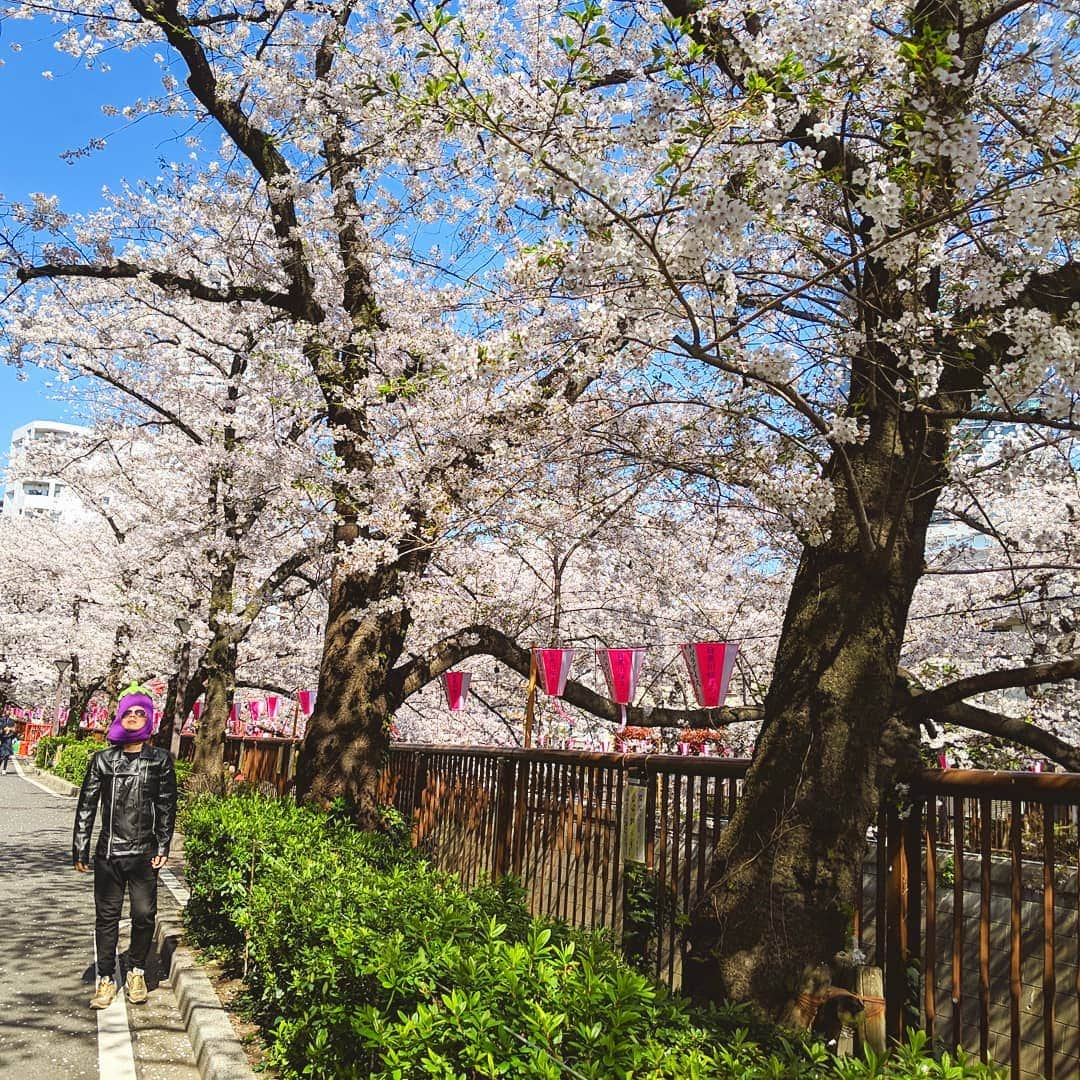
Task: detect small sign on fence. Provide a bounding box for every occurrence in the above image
[622,776,648,863]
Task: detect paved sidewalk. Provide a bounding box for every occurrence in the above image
[0,763,200,1079]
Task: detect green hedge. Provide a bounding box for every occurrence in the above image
[181,793,1001,1080]
[54,740,99,784]
[33,733,83,769]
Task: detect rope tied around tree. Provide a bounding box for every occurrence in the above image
[795,985,886,1025]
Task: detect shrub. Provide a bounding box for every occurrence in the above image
[53,740,98,785]
[182,792,1002,1080]
[34,733,82,769]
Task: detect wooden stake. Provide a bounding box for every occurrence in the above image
[523,653,538,748]
[857,966,887,1056]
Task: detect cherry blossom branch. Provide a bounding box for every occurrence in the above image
[963,0,1040,37]
[75,362,206,446]
[388,624,763,727]
[230,544,332,645]
[930,699,1080,772]
[16,261,294,312]
[128,0,321,323]
[906,656,1080,717]
[895,669,1080,770]
[916,406,1080,434]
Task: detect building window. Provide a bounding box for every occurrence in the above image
[22,481,50,496]
[52,483,65,497]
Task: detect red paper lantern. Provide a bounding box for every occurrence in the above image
[597,647,646,728]
[298,689,316,717]
[441,671,471,711]
[679,642,739,708]
[533,648,575,697]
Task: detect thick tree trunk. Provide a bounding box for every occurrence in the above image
[683,413,950,1018]
[295,565,411,827]
[192,563,238,780]
[193,634,234,779]
[62,652,82,736]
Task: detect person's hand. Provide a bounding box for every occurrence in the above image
[74,861,89,873]
[151,854,168,869]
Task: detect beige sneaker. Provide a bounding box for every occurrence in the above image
[125,970,148,1004]
[89,977,117,1009]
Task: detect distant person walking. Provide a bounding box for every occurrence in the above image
[72,685,177,1009]
[0,719,16,774]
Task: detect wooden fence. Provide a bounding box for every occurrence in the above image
[378,744,1080,1080]
[176,734,300,792]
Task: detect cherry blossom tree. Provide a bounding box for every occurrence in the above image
[0,0,619,811]
[2,0,1078,1022]
[390,0,1080,1016]
[7,286,334,773]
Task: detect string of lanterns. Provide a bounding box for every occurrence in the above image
[441,641,741,719]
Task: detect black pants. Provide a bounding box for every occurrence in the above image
[93,854,158,978]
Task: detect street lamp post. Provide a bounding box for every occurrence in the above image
[52,658,71,736]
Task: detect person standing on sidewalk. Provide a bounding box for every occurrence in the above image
[0,719,16,774]
[73,684,178,1009]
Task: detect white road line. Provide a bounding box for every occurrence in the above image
[93,906,138,1080]
[159,867,190,906]
[11,756,70,797]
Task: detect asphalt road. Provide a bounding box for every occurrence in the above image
[0,764,199,1079]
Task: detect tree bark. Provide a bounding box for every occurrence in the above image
[683,408,949,1016]
[295,566,412,826]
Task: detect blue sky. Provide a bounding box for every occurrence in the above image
[0,21,184,459]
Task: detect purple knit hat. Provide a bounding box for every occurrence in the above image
[107,687,156,744]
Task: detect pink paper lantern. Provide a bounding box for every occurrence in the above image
[679,642,739,709]
[249,699,263,723]
[597,647,646,728]
[440,671,471,711]
[938,754,948,769]
[597,647,646,704]
[298,689,316,717]
[533,648,575,697]
[266,694,280,728]
[228,703,239,734]
[192,700,204,721]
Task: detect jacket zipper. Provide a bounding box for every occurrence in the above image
[107,755,116,857]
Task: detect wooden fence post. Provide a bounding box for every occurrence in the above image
[492,754,517,878]
[884,801,903,1041]
[410,752,429,848]
[885,795,924,1044]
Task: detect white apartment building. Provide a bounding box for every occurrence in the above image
[1,420,93,522]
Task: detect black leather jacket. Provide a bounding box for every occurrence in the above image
[73,744,178,864]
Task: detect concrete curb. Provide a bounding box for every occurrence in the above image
[154,913,257,1080]
[16,760,80,796]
